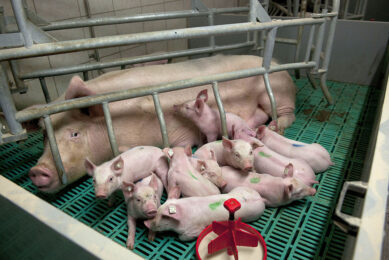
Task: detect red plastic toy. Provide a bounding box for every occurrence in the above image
[196,198,267,260]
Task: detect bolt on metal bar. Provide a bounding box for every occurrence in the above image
[0,63,23,134]
[152,93,169,148]
[16,61,316,123]
[43,115,67,185]
[102,102,119,157]
[39,77,51,103]
[0,18,325,62]
[312,10,327,71]
[211,81,228,138]
[19,42,254,80]
[11,0,33,47]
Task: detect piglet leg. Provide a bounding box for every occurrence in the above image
[126,216,137,249]
[148,230,156,241]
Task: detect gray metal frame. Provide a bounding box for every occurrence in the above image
[0,0,340,184]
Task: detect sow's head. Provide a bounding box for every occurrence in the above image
[28,76,110,193]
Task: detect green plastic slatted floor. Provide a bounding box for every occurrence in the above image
[0,78,380,259]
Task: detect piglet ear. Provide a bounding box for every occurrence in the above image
[184,145,192,156]
[284,183,293,199]
[111,156,124,176]
[144,219,153,229]
[250,139,263,150]
[197,89,208,102]
[194,99,204,116]
[284,163,294,178]
[84,158,96,176]
[163,147,174,159]
[161,204,181,222]
[256,125,266,140]
[167,186,181,199]
[122,181,136,198]
[149,174,159,192]
[231,125,236,139]
[197,160,207,174]
[222,137,233,151]
[210,150,216,161]
[310,188,317,196]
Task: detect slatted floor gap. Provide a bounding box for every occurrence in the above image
[0,78,380,259]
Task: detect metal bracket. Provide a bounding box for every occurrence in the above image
[191,0,208,12]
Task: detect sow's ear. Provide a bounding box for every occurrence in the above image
[65,76,103,118]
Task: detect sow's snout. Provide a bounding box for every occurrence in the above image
[29,165,58,192]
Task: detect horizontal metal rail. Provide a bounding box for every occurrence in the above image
[19,41,255,79]
[0,18,325,61]
[15,61,316,123]
[40,7,250,31]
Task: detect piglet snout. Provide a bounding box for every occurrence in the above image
[95,190,108,199]
[219,180,227,189]
[243,165,253,172]
[146,209,157,218]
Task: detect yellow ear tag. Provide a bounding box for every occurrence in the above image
[168,205,176,214]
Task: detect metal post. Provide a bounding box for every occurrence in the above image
[102,102,119,157]
[293,0,299,17]
[11,0,33,47]
[152,93,169,148]
[43,115,67,185]
[312,10,327,71]
[0,63,23,134]
[83,71,89,81]
[208,12,215,51]
[211,81,228,138]
[39,77,51,103]
[262,27,278,121]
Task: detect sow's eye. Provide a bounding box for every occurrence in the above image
[70,131,79,138]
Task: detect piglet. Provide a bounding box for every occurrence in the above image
[173,89,260,146]
[257,121,333,173]
[194,137,259,172]
[144,186,265,241]
[221,166,316,207]
[189,152,227,189]
[164,146,220,199]
[253,140,317,186]
[84,146,168,203]
[122,174,164,249]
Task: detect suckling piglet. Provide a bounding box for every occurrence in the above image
[256,121,333,173]
[253,141,317,186]
[221,166,316,207]
[173,89,260,145]
[144,186,265,241]
[84,146,168,203]
[194,137,259,172]
[122,174,163,249]
[189,153,227,189]
[164,146,220,199]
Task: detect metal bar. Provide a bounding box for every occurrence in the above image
[211,81,228,138]
[39,77,51,103]
[9,60,27,93]
[0,63,23,134]
[293,0,299,17]
[208,13,215,50]
[312,11,327,71]
[263,73,277,120]
[20,42,256,79]
[16,61,316,123]
[102,102,119,157]
[304,25,315,62]
[0,18,325,61]
[152,93,169,148]
[83,0,100,64]
[43,115,67,185]
[11,0,33,47]
[83,71,89,81]
[40,8,249,31]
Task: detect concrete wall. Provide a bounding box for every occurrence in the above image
[1,0,239,109]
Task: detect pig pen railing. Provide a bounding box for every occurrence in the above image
[0,0,339,186]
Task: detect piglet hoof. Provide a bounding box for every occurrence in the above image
[148,230,156,242]
[126,239,135,250]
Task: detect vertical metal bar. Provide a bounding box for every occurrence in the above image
[249,0,258,50]
[83,0,100,64]
[11,0,33,47]
[102,102,119,157]
[293,0,299,17]
[287,0,292,15]
[152,93,169,148]
[361,0,368,19]
[211,81,228,138]
[344,0,350,19]
[0,63,23,134]
[294,0,307,78]
[39,77,51,103]
[208,12,215,50]
[43,115,68,185]
[263,73,277,121]
[312,11,327,71]
[304,25,315,62]
[83,71,89,81]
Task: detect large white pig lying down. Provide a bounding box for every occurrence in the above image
[256,121,334,173]
[28,54,296,193]
[144,186,265,241]
[122,174,164,249]
[84,146,168,204]
[163,146,220,199]
[221,166,316,207]
[173,89,262,146]
[194,137,260,172]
